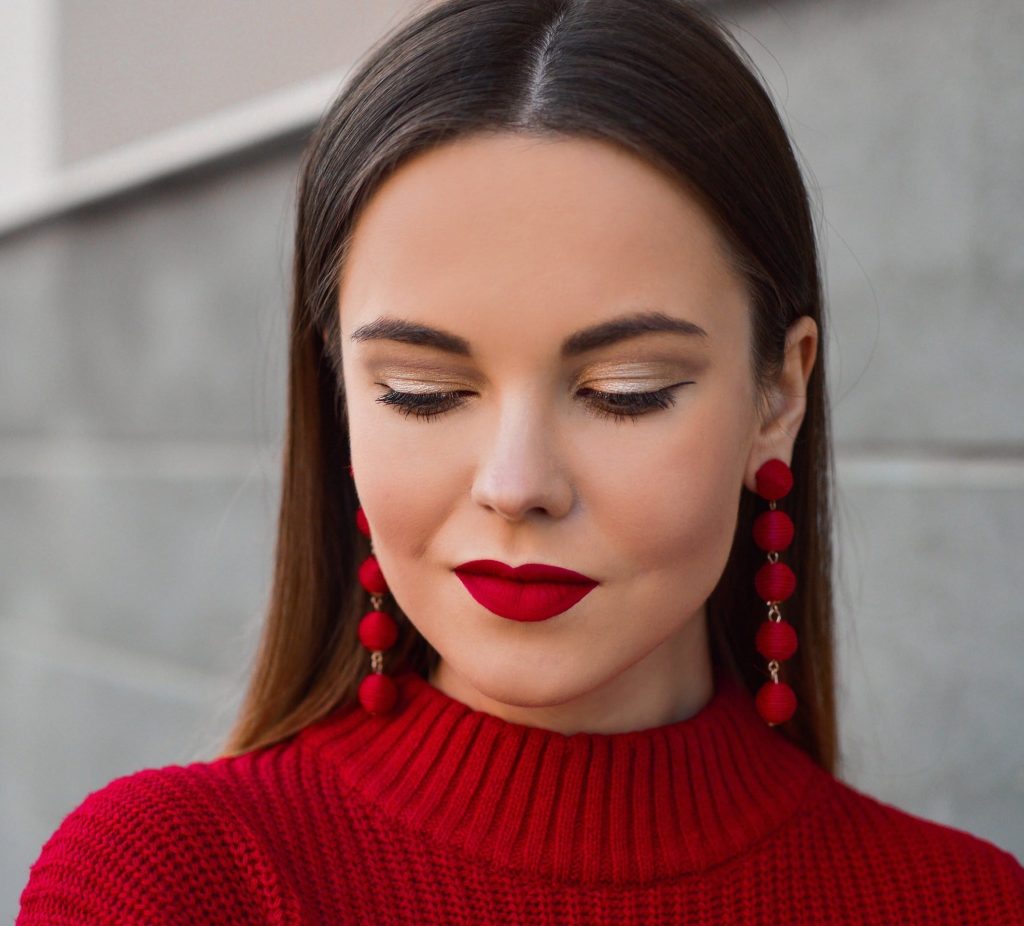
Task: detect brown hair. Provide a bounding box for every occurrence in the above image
[220,0,838,773]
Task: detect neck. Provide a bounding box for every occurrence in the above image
[427,608,714,735]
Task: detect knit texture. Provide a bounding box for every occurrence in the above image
[18,664,1024,924]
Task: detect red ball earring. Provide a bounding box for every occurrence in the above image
[752,458,799,726]
[350,464,400,715]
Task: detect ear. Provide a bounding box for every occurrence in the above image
[743,315,818,493]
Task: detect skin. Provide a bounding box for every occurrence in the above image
[334,131,817,735]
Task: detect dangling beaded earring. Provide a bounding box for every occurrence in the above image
[349,464,400,715]
[752,457,799,726]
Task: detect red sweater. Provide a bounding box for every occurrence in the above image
[17,665,1024,924]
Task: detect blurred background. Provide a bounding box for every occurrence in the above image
[2,0,1022,916]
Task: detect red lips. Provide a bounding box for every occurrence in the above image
[453,559,598,622]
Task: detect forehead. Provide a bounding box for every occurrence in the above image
[337,132,748,350]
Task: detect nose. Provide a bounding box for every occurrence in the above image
[470,394,574,522]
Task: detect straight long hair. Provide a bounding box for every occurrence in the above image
[220,0,839,774]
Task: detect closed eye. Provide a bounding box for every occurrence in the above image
[373,381,693,423]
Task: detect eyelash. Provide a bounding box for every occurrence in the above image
[373,382,693,423]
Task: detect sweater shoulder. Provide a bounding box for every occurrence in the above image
[823,772,1022,860]
[16,759,302,925]
[800,772,1024,919]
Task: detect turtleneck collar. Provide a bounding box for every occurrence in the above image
[300,663,830,885]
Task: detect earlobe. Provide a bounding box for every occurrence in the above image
[743,315,818,493]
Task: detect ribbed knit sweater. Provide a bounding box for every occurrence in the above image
[17,664,1024,924]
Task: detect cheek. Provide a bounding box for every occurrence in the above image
[630,470,737,573]
[598,409,746,576]
[363,484,442,563]
[348,445,456,582]
[350,447,445,564]
[345,377,437,558]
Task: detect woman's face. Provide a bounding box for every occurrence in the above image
[338,132,811,732]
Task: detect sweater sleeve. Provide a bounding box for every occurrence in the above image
[16,764,302,926]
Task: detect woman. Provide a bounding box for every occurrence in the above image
[18,0,1024,922]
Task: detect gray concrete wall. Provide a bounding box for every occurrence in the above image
[57,0,417,163]
[3,0,1023,918]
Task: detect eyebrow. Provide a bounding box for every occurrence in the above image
[349,310,709,359]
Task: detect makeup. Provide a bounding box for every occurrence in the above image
[453,559,599,622]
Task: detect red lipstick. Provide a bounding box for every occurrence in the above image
[453,559,598,622]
